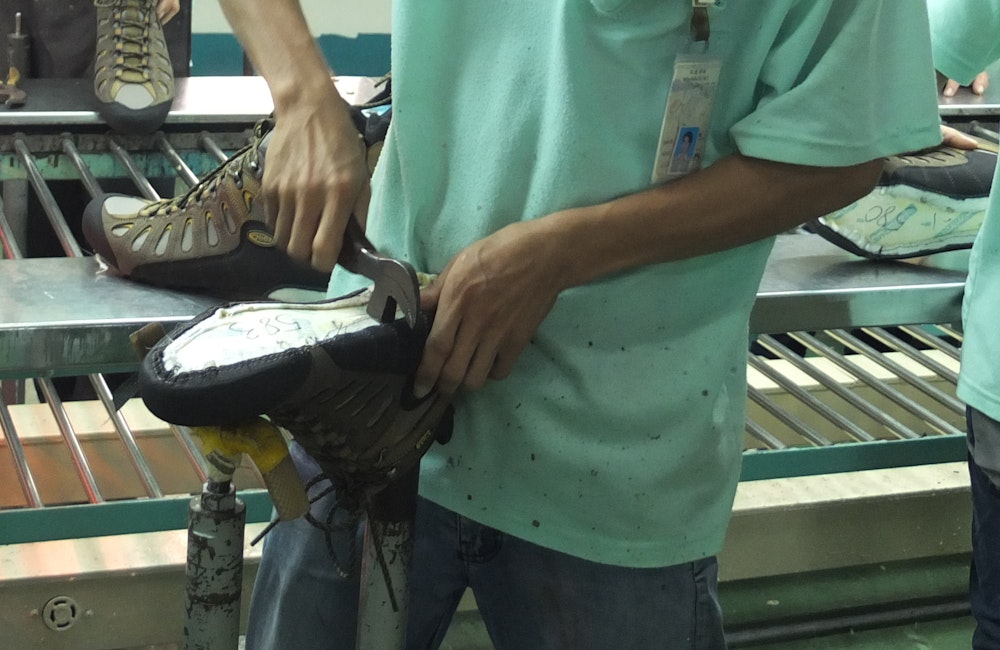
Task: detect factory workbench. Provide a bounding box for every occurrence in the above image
[0,74,976,539]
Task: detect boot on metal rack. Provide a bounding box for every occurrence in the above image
[82,117,331,299]
[93,0,175,134]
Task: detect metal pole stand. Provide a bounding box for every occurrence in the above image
[183,477,246,650]
[125,328,308,649]
[356,465,420,650]
[178,421,308,650]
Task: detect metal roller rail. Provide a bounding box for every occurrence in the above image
[754,334,920,442]
[789,331,963,438]
[0,123,264,542]
[899,324,964,362]
[747,384,834,447]
[747,353,876,444]
[34,377,104,503]
[745,417,787,450]
[0,391,41,507]
[861,326,959,384]
[825,328,964,415]
[107,136,162,201]
[13,136,84,257]
[155,132,201,187]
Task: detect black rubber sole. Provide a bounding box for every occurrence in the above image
[97,98,173,135]
[138,302,428,427]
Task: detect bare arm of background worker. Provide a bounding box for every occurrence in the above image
[942,124,979,149]
[942,70,990,97]
[940,71,989,149]
[218,0,371,273]
[157,0,180,23]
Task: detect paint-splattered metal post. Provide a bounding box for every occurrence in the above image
[183,478,246,650]
[356,465,419,650]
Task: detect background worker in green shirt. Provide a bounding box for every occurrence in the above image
[928,1,1000,646]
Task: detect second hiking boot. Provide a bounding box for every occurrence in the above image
[137,287,452,501]
[82,118,330,299]
[809,140,997,260]
[94,0,175,134]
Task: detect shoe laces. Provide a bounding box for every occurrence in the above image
[138,118,273,219]
[897,148,966,167]
[96,0,158,81]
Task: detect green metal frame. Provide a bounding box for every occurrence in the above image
[0,435,968,545]
[0,489,274,545]
[739,433,968,482]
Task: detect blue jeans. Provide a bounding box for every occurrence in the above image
[968,407,1000,650]
[245,443,727,649]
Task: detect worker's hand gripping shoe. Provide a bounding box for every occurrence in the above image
[82,117,331,299]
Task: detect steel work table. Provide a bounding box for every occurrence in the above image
[0,73,974,378]
[752,233,966,335]
[0,233,968,378]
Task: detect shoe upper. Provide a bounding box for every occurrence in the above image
[82,118,331,298]
[883,146,995,200]
[94,0,175,133]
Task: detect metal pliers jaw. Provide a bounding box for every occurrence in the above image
[338,216,421,328]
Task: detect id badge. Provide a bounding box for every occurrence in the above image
[651,53,722,183]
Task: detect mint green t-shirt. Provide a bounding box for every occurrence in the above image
[330,1,941,567]
[927,0,1000,424]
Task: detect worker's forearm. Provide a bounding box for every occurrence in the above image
[217,0,346,114]
[542,155,883,289]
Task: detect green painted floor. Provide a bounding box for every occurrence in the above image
[438,554,978,649]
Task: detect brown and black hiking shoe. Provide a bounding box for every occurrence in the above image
[93,0,175,134]
[137,286,452,504]
[809,135,998,260]
[82,117,330,299]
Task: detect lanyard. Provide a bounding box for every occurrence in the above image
[691,0,711,43]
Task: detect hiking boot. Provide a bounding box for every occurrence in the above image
[82,117,330,299]
[93,0,175,134]
[808,138,997,260]
[137,287,452,501]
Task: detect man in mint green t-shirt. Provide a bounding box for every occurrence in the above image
[927,1,1000,646]
[219,2,943,647]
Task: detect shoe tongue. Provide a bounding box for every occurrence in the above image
[115,33,150,75]
[117,71,150,84]
[119,7,149,23]
[118,25,149,40]
[116,7,151,53]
